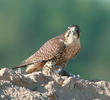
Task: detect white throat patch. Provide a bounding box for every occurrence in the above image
[64,32,74,45]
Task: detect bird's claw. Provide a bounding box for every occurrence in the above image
[55,69,80,79]
[70,74,80,79]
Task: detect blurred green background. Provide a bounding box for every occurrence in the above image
[0,0,110,81]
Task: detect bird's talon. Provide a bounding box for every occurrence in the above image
[71,74,80,79]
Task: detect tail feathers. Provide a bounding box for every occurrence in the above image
[26,62,45,73]
[12,65,27,70]
[12,62,45,73]
[12,62,34,70]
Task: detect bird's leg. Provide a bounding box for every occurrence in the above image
[55,67,71,77]
[58,69,71,77]
[54,66,72,76]
[54,66,80,79]
[59,69,80,79]
[61,70,80,79]
[54,66,63,75]
[53,65,69,76]
[42,61,55,76]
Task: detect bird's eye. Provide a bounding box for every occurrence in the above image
[69,30,73,35]
[67,33,69,37]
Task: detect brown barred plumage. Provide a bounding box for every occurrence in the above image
[13,25,81,74]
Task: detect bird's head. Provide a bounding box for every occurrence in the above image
[64,25,80,45]
[65,25,80,39]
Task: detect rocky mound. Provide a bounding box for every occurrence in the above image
[0,68,110,100]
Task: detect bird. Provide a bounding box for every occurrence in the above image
[12,25,81,75]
